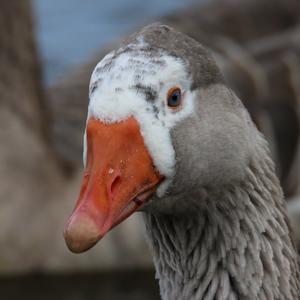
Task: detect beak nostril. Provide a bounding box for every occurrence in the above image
[109,174,121,199]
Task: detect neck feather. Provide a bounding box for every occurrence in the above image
[143,139,300,300]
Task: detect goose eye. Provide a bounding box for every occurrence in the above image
[167,87,182,108]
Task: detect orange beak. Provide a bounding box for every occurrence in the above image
[64,117,163,253]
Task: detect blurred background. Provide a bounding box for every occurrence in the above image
[1,0,300,299]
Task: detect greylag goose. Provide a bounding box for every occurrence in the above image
[64,24,300,299]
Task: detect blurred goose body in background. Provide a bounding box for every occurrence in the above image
[64,25,300,299]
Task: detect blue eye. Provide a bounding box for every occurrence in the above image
[167,87,182,108]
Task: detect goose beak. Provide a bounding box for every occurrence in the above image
[64,117,163,253]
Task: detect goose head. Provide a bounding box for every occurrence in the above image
[64,24,255,253]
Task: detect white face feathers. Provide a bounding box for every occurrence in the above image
[84,39,195,196]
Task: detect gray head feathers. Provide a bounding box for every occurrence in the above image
[124,25,300,300]
[122,23,224,90]
[88,24,300,300]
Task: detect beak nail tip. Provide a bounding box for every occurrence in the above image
[64,214,102,253]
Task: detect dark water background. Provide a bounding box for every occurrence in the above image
[0,271,160,300]
[33,0,196,84]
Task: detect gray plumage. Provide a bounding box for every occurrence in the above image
[122,23,223,90]
[89,24,300,299]
[144,85,300,300]
[122,25,300,299]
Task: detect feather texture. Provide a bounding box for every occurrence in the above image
[144,133,300,299]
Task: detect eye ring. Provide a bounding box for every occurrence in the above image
[167,87,182,109]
